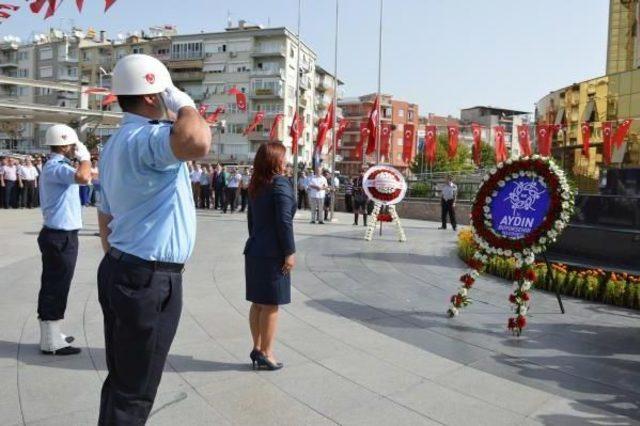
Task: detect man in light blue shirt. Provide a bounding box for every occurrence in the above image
[37,124,92,356]
[96,54,211,425]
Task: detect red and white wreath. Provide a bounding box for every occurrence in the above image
[447,156,574,336]
[363,165,407,205]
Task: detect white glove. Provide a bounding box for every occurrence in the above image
[161,86,196,114]
[75,142,91,162]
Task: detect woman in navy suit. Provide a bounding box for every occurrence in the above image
[244,142,296,371]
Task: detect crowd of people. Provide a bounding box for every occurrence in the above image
[188,163,252,213]
[0,154,100,210]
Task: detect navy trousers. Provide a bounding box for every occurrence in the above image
[37,227,79,320]
[97,250,183,425]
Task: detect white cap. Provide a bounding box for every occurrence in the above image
[45,124,79,146]
[111,54,173,96]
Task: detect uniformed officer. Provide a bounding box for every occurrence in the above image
[38,124,92,355]
[96,54,211,424]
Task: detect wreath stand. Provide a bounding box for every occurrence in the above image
[364,202,407,242]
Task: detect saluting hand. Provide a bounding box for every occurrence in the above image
[162,86,196,115]
[282,254,296,275]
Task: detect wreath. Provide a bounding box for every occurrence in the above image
[447,156,575,336]
[365,169,403,203]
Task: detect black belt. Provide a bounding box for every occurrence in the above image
[108,247,184,273]
[42,226,78,234]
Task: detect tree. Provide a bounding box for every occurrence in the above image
[411,134,474,175]
[477,141,496,169]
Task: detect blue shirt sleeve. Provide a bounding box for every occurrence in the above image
[98,185,111,215]
[49,162,76,185]
[139,124,181,171]
[273,176,296,256]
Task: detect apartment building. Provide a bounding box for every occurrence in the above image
[338,93,418,177]
[313,64,343,166]
[460,106,531,157]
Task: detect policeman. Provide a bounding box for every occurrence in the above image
[38,124,91,355]
[96,54,211,424]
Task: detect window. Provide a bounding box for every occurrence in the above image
[18,51,29,61]
[226,103,239,114]
[206,83,225,95]
[287,84,295,99]
[288,105,293,116]
[18,68,28,78]
[39,47,53,60]
[397,138,403,146]
[156,48,169,56]
[398,109,404,118]
[132,47,143,54]
[39,66,53,78]
[204,63,225,73]
[171,42,203,60]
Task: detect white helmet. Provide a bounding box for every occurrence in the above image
[111,54,173,96]
[45,124,79,146]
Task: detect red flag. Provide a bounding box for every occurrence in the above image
[402,123,415,163]
[471,123,482,166]
[227,86,247,111]
[517,124,532,157]
[580,122,591,158]
[197,104,209,117]
[0,4,20,11]
[243,111,265,136]
[269,113,284,142]
[205,106,224,124]
[613,119,633,148]
[379,123,392,159]
[83,87,110,94]
[355,123,369,160]
[330,118,349,152]
[290,112,303,155]
[602,121,613,166]
[105,0,117,11]
[536,124,552,157]
[447,125,459,159]
[0,11,9,17]
[101,93,117,107]
[315,103,335,154]
[44,0,57,18]
[29,0,48,13]
[494,126,507,163]
[366,96,380,155]
[424,125,437,166]
[76,0,84,11]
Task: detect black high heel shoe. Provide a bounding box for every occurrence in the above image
[256,352,283,371]
[250,349,260,369]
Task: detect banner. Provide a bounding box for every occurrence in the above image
[269,113,284,142]
[472,123,482,166]
[315,103,335,154]
[447,125,459,159]
[602,121,613,165]
[290,112,303,155]
[228,86,247,112]
[517,124,532,157]
[366,96,380,155]
[424,125,437,166]
[197,104,209,117]
[380,123,392,159]
[613,119,633,148]
[494,126,507,163]
[355,123,369,160]
[331,118,349,152]
[536,124,552,157]
[580,122,591,158]
[403,123,415,163]
[205,106,224,124]
[242,111,265,136]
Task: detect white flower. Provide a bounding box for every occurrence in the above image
[521,281,532,291]
[471,270,480,278]
[519,306,528,316]
[515,258,524,268]
[562,201,569,209]
[504,250,512,257]
[497,163,503,169]
[539,237,547,244]
[519,171,525,176]
[524,254,535,265]
[514,252,522,259]
[562,192,570,200]
[490,167,497,174]
[498,180,505,187]
[483,206,490,213]
[492,191,498,197]
[511,173,519,179]
[449,307,459,316]
[497,248,504,255]
[483,174,490,181]
[506,158,513,165]
[459,288,468,297]
[485,197,492,204]
[505,176,511,182]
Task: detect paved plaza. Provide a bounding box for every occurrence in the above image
[0,208,639,425]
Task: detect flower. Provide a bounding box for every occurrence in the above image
[516,315,527,328]
[525,269,537,281]
[521,292,530,301]
[508,317,517,329]
[509,294,517,304]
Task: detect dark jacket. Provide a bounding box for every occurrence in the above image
[244,175,296,258]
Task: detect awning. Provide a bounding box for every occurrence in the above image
[0,101,122,126]
[582,99,596,122]
[554,107,565,125]
[203,63,226,73]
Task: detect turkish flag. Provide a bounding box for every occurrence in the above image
[0,11,10,17]
[366,96,380,155]
[355,123,369,160]
[105,0,117,12]
[243,111,265,136]
[315,103,335,154]
[330,118,349,152]
[101,93,117,107]
[471,123,482,166]
[424,125,437,166]
[235,92,247,112]
[76,0,84,11]
[269,113,284,142]
[602,122,613,165]
[403,123,415,163]
[44,0,57,18]
[0,4,20,11]
[580,122,591,158]
[447,125,459,159]
[380,123,392,159]
[517,124,531,157]
[205,106,224,123]
[613,119,633,148]
[29,0,48,14]
[290,112,304,155]
[536,124,552,157]
[494,126,507,163]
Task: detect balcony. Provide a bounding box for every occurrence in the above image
[250,46,286,58]
[246,130,270,141]
[0,60,18,68]
[57,74,79,82]
[167,59,203,69]
[250,88,284,98]
[250,68,285,79]
[58,55,79,63]
[172,71,204,82]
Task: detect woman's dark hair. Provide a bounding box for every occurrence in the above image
[248,142,286,198]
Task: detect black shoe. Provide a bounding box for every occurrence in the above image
[318,222,325,225]
[310,221,316,224]
[65,335,74,344]
[256,352,283,371]
[250,349,260,369]
[41,346,81,356]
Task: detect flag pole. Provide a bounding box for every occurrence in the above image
[292,0,302,204]
[330,0,339,221]
[375,0,383,164]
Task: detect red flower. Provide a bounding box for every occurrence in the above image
[521,292,530,302]
[450,295,456,303]
[508,294,517,304]
[508,317,516,329]
[516,315,527,329]
[454,295,463,306]
[525,269,537,282]
[514,269,523,280]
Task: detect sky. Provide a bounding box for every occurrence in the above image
[0,0,610,117]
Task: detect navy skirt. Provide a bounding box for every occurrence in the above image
[245,255,291,305]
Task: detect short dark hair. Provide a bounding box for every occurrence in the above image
[116,95,144,113]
